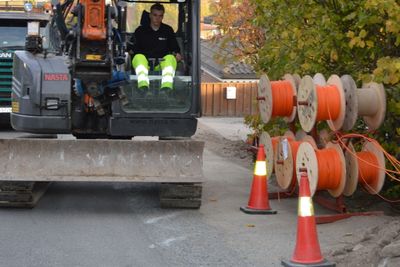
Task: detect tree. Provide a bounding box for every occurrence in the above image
[211,0,265,66]
[214,0,400,194]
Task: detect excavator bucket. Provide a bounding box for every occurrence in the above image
[0,139,204,208]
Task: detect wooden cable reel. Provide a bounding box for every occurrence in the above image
[297,75,346,132]
[261,131,295,176]
[313,73,326,86]
[257,74,298,124]
[296,142,346,197]
[343,140,385,196]
[258,131,274,179]
[274,134,317,190]
[340,75,386,131]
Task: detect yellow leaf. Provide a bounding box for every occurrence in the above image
[359,29,367,38]
[366,40,374,48]
[349,38,356,48]
[330,49,338,61]
[347,31,355,38]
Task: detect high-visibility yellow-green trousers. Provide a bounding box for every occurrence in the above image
[131,54,177,90]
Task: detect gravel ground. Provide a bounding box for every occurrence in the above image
[196,117,400,267]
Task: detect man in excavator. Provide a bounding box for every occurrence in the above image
[130,3,182,97]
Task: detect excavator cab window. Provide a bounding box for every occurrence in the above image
[122,0,195,113]
[0,19,51,49]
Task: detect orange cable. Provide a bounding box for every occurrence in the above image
[315,148,342,190]
[334,134,400,203]
[271,80,294,117]
[357,151,379,186]
[316,85,341,121]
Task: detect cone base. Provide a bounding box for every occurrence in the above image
[281,259,335,267]
[240,206,277,215]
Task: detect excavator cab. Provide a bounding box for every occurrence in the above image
[111,0,200,137]
[11,0,201,138]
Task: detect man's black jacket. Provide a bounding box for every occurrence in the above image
[130,23,180,59]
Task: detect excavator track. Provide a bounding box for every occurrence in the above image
[159,183,202,209]
[0,182,50,208]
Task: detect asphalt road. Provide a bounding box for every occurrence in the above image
[0,126,392,267]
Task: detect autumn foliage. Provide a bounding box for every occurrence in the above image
[213,0,400,194]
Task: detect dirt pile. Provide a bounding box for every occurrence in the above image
[193,120,254,169]
[328,220,400,267]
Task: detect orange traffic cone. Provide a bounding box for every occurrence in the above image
[282,172,335,267]
[240,144,277,214]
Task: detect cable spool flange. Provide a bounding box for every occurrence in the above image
[297,75,318,132]
[343,142,359,196]
[313,73,326,86]
[291,74,302,89]
[344,140,385,196]
[257,74,297,124]
[340,75,358,131]
[296,142,346,197]
[297,75,346,132]
[259,131,274,179]
[296,142,319,196]
[258,75,271,123]
[299,134,318,149]
[318,129,331,148]
[270,131,295,175]
[295,129,308,141]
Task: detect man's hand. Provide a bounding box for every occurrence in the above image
[175,53,182,62]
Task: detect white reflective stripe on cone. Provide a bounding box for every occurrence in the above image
[135,65,148,74]
[298,196,314,217]
[162,66,175,76]
[162,75,174,84]
[254,161,267,176]
[138,73,149,83]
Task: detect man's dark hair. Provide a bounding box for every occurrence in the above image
[150,3,165,13]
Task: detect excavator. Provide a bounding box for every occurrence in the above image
[1,0,203,208]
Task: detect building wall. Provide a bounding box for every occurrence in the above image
[201,82,258,116]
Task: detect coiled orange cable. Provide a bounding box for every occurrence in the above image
[271,81,294,117]
[357,151,379,186]
[316,85,341,121]
[335,133,400,203]
[315,148,342,190]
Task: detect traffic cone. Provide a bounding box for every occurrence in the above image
[282,172,335,267]
[240,144,277,214]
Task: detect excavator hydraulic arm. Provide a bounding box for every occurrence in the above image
[81,0,107,41]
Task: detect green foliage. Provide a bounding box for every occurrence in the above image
[384,184,400,199]
[244,114,288,142]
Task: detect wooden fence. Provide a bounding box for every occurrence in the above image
[201,82,258,116]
